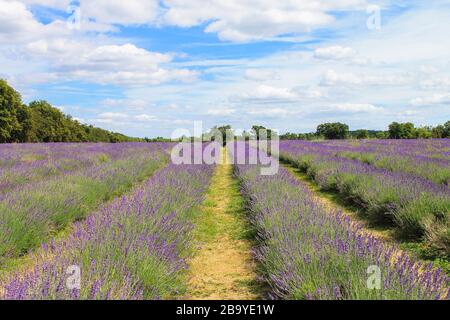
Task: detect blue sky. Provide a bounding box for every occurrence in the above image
[1,0,449,138]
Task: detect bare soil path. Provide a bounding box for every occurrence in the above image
[185,148,261,300]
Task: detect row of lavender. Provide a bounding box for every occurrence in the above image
[0,161,214,299]
[0,143,169,194]
[0,143,171,263]
[233,145,449,299]
[319,139,450,159]
[278,140,450,254]
[311,139,450,185]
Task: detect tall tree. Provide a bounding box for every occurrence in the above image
[432,125,446,138]
[388,122,416,139]
[28,100,70,142]
[316,122,349,140]
[215,125,232,146]
[444,121,450,138]
[0,79,23,142]
[354,129,369,139]
[252,125,273,140]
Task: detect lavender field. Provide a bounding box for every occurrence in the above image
[2,0,450,308]
[278,139,450,255]
[0,141,449,300]
[235,141,449,300]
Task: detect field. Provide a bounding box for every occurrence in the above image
[0,140,448,300]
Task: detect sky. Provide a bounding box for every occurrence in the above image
[1,0,449,138]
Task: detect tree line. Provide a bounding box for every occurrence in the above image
[165,122,450,143]
[0,80,141,143]
[204,122,450,141]
[280,121,450,140]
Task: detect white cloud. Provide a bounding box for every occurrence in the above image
[420,77,450,90]
[0,1,197,87]
[321,69,412,87]
[234,85,298,102]
[351,7,450,64]
[314,45,369,65]
[245,107,300,117]
[419,65,439,74]
[0,1,68,44]
[321,70,362,86]
[162,0,366,42]
[134,114,157,122]
[16,1,367,43]
[207,108,236,116]
[98,112,129,120]
[31,41,164,68]
[24,40,197,85]
[173,119,193,125]
[244,69,279,81]
[328,103,384,113]
[100,98,149,111]
[80,0,160,26]
[397,110,420,117]
[20,0,160,26]
[410,94,450,106]
[291,86,324,99]
[95,111,158,125]
[314,46,355,60]
[20,0,71,9]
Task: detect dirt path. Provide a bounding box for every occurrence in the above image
[185,148,261,300]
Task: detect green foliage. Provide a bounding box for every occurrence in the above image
[280,122,448,141]
[217,125,233,145]
[375,131,389,139]
[279,132,319,140]
[388,122,449,139]
[388,122,416,139]
[432,121,450,138]
[316,122,349,140]
[202,125,234,145]
[415,126,433,139]
[445,121,450,137]
[0,79,24,143]
[354,129,369,139]
[395,195,450,245]
[251,125,274,140]
[432,125,446,138]
[144,136,172,142]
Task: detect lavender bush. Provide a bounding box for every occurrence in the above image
[234,144,449,300]
[0,162,213,300]
[278,140,450,253]
[0,143,171,262]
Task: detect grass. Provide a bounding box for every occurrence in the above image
[185,148,263,300]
